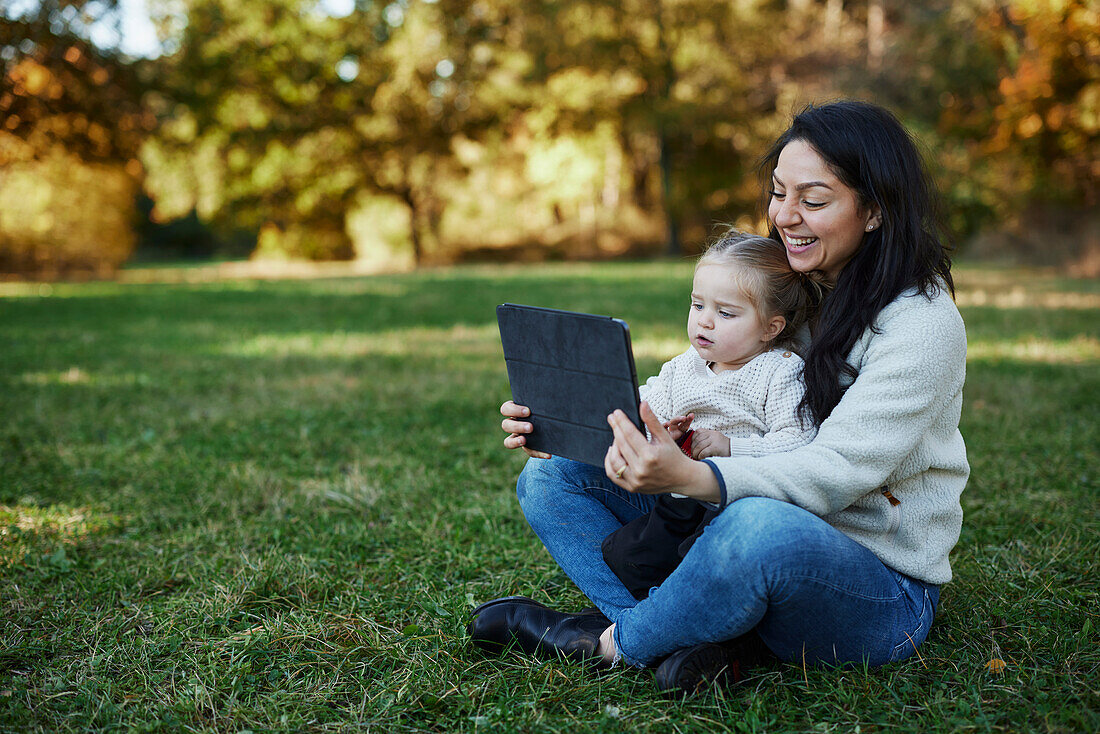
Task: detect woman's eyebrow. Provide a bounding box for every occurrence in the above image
[771,175,833,191]
[795,181,833,191]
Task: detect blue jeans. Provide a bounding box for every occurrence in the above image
[516,456,939,668]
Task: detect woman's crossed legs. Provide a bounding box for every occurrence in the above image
[516,456,937,668]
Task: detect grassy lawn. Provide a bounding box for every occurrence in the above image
[1,261,1096,732]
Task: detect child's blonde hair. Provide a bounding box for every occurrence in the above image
[697,229,826,350]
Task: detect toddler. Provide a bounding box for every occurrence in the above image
[603,229,825,599]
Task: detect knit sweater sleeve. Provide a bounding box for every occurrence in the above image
[637,351,683,424]
[707,290,966,515]
[728,355,816,458]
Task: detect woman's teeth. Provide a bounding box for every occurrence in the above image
[786,235,817,246]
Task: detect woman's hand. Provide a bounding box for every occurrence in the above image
[604,402,721,502]
[662,413,694,442]
[500,401,551,459]
[690,429,731,459]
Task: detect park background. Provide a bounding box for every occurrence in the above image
[0,0,1097,276]
[1,1,1098,732]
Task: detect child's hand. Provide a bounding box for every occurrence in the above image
[663,413,694,442]
[690,429,731,459]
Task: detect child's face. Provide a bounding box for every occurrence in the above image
[688,264,782,372]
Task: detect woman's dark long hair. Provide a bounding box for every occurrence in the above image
[758,100,955,427]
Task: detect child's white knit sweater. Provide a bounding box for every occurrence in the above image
[704,285,969,585]
[639,348,816,456]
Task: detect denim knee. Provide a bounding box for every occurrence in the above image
[515,456,562,506]
[516,456,654,534]
[693,498,801,566]
[514,457,537,504]
[516,456,587,514]
[517,455,605,499]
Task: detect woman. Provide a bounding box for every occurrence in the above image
[470,100,968,694]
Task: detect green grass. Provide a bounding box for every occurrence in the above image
[1,261,1096,733]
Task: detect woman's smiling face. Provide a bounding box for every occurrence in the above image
[768,139,880,283]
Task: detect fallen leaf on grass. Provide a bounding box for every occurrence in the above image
[985,658,1008,674]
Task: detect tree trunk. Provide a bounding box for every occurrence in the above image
[825,0,843,38]
[399,189,423,265]
[658,131,680,256]
[655,1,680,256]
[622,131,653,208]
[867,0,885,72]
[602,139,622,211]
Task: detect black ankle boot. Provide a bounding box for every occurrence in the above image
[467,596,612,666]
[654,633,771,695]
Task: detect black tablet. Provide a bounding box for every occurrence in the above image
[497,304,644,467]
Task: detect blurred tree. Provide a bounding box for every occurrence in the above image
[149,0,805,262]
[147,0,360,260]
[0,0,149,274]
[871,0,1097,244]
[981,0,1098,207]
[141,0,1096,268]
[347,0,534,262]
[148,0,529,264]
[0,0,149,165]
[520,0,791,254]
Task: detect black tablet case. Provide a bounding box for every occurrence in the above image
[497,304,644,467]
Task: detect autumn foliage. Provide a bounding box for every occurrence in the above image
[1,0,1097,277]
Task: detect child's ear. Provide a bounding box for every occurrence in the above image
[763,315,786,342]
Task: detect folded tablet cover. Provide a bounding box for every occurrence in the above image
[497,304,643,467]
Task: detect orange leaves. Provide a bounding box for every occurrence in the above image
[8,59,62,100]
[63,45,83,66]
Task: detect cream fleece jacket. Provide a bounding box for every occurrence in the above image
[704,285,969,584]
